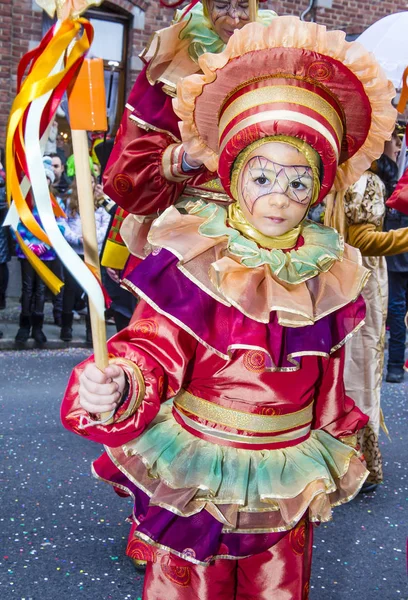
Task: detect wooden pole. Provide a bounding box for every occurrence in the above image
[249,0,257,22]
[71,129,111,421]
[68,57,111,422]
[70,129,108,370]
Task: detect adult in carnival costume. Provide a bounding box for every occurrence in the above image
[101,0,276,269]
[343,129,408,490]
[61,16,396,599]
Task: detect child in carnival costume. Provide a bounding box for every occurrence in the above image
[61,16,396,599]
[101,0,276,270]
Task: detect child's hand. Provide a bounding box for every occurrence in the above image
[79,363,126,414]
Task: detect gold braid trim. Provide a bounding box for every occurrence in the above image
[174,389,314,433]
[109,357,146,422]
[161,144,191,182]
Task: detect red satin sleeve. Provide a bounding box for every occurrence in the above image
[103,118,215,216]
[312,347,369,438]
[60,301,197,447]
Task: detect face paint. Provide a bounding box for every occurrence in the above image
[210,0,250,22]
[241,155,314,214]
[206,0,250,43]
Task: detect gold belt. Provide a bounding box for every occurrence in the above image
[174,390,314,434]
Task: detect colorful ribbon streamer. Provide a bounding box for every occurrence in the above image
[5,18,94,293]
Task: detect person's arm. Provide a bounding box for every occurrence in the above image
[60,215,82,246]
[61,300,197,447]
[312,346,368,443]
[344,171,408,256]
[347,222,408,256]
[103,122,214,215]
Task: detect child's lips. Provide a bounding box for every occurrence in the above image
[266,216,285,223]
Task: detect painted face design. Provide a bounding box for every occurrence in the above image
[241,155,314,214]
[210,0,250,22]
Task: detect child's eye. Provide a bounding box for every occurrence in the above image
[290,180,306,190]
[254,175,269,185]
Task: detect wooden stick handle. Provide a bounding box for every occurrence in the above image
[71,130,112,421]
[249,0,257,22]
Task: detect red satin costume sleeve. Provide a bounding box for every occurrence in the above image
[102,67,215,215]
[312,347,368,438]
[61,301,197,447]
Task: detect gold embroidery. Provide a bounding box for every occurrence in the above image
[174,389,314,433]
[243,349,266,372]
[162,144,190,182]
[132,318,159,340]
[108,357,146,421]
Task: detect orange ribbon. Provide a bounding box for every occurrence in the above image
[397,66,408,114]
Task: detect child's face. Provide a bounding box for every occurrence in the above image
[237,142,314,238]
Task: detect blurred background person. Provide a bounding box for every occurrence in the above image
[46,152,71,195]
[14,157,64,347]
[343,126,408,491]
[60,175,110,343]
[383,127,408,383]
[44,120,58,155]
[0,147,10,313]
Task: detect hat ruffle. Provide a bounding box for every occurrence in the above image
[174,16,396,193]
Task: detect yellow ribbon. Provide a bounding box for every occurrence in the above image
[14,232,63,294]
[6,19,92,242]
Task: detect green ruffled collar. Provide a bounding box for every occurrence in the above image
[176,3,277,63]
[187,202,344,285]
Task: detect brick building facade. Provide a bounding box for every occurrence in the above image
[0,0,406,147]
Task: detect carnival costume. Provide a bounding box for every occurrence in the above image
[101,1,276,270]
[343,163,408,485]
[61,16,396,599]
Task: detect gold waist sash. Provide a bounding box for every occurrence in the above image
[174,390,314,435]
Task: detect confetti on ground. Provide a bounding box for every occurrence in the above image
[0,349,406,598]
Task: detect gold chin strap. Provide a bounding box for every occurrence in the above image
[228,203,302,250]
